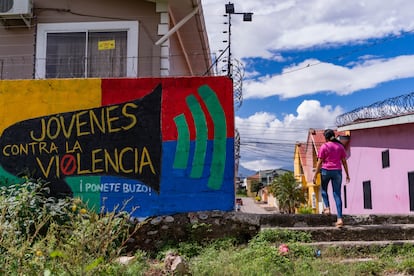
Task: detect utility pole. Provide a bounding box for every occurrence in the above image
[224,2,253,79]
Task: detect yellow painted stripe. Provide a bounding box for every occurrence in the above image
[0,79,102,136]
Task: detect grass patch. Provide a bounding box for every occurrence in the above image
[1,179,414,275]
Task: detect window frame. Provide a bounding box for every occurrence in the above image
[381,149,390,168]
[35,21,139,79]
[363,180,372,209]
[408,172,414,211]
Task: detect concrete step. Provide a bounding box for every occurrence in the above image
[306,239,414,248]
[261,224,414,242]
[306,240,414,258]
[256,214,414,227]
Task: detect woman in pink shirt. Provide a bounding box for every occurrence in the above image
[313,129,350,228]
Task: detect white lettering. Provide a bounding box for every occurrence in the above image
[79,181,151,193]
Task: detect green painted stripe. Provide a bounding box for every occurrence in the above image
[198,85,227,190]
[65,175,101,213]
[173,114,190,169]
[0,165,24,186]
[186,95,207,178]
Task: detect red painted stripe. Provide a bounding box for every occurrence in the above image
[101,77,234,141]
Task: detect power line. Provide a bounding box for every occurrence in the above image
[277,29,414,76]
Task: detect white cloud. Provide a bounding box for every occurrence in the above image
[243,55,414,99]
[202,0,414,58]
[236,100,343,170]
[200,0,414,172]
[202,0,414,100]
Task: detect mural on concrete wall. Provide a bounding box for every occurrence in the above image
[0,77,234,217]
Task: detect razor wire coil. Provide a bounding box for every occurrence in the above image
[336,91,414,126]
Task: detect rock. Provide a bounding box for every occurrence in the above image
[188,212,198,224]
[198,213,209,220]
[164,216,174,223]
[117,256,135,265]
[171,255,187,275]
[164,253,188,275]
[151,216,163,225]
[164,252,175,270]
[147,230,158,235]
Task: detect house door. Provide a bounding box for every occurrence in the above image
[408,172,414,211]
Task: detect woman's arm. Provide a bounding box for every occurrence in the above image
[341,158,350,183]
[313,158,323,184]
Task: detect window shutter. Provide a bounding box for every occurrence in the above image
[363,181,372,209]
[382,149,390,168]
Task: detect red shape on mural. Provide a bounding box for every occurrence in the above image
[60,154,77,175]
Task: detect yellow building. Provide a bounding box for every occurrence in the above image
[294,129,347,214]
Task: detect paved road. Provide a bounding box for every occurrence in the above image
[236,197,278,214]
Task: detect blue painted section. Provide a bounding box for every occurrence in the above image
[101,139,235,217]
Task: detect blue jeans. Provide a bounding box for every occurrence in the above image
[320,169,343,218]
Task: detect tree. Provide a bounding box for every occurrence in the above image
[268,172,305,214]
[250,180,262,196]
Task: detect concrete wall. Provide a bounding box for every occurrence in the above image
[0,76,235,217]
[343,123,414,215]
[0,0,159,79]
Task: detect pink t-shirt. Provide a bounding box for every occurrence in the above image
[318,141,346,170]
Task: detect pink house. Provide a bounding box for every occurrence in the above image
[337,98,414,215]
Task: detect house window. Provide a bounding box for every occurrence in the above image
[35,21,138,79]
[363,181,372,209]
[408,172,414,211]
[382,149,390,168]
[343,185,347,208]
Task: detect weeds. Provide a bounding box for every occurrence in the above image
[1,179,414,275]
[251,228,312,245]
[297,206,313,214]
[0,178,140,275]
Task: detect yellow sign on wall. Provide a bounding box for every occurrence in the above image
[98,40,115,50]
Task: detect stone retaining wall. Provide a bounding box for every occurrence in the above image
[127,211,260,253]
[126,212,414,254]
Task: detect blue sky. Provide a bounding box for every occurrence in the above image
[201,0,414,175]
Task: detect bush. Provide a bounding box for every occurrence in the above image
[250,229,312,245]
[297,206,313,214]
[236,187,247,196]
[0,178,139,275]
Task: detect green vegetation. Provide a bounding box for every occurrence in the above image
[1,179,414,275]
[250,180,262,196]
[268,171,306,214]
[236,187,247,197]
[297,205,314,214]
[0,179,141,275]
[187,229,414,276]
